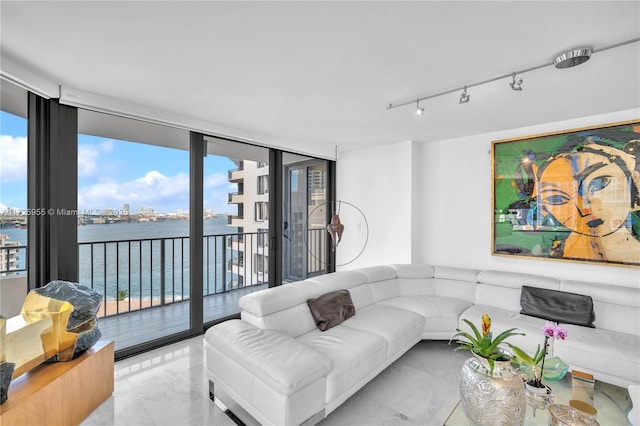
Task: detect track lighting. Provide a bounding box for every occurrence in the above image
[386,37,639,114]
[459,86,470,104]
[510,73,523,91]
[554,47,592,69]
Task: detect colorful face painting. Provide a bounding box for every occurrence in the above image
[492,121,640,266]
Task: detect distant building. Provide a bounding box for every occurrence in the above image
[226,159,329,287]
[227,160,269,289]
[0,234,20,276]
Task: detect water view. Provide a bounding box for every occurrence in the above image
[1,217,258,315]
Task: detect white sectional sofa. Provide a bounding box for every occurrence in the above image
[204,264,640,426]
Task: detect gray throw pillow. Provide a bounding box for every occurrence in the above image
[307,289,355,331]
[520,285,595,327]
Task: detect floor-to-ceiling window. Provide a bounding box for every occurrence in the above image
[202,136,270,324]
[283,154,331,281]
[0,81,29,316]
[0,82,335,357]
[0,81,28,278]
[77,109,192,353]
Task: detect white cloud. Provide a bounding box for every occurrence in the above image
[100,140,114,152]
[78,141,118,179]
[137,170,168,185]
[78,144,101,178]
[0,135,27,182]
[205,172,230,188]
[204,172,237,214]
[78,170,190,213]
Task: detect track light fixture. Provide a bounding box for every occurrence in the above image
[459,86,470,104]
[510,72,523,91]
[554,47,592,69]
[386,37,640,114]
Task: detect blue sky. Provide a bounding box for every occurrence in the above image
[1,111,238,214]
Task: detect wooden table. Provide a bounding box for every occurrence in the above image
[0,340,114,426]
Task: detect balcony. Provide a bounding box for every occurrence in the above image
[228,167,244,183]
[227,258,243,269]
[0,229,318,351]
[228,192,244,204]
[227,214,243,226]
[0,244,27,277]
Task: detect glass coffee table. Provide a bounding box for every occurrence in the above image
[444,372,632,425]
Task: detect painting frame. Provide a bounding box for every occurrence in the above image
[491,119,640,267]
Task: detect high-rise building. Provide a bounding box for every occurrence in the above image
[227,160,269,289]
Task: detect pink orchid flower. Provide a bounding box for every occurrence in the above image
[541,321,556,338]
[554,325,567,340]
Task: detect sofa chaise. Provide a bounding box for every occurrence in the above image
[204,264,640,426]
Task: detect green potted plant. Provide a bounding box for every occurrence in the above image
[507,320,568,394]
[450,313,527,426]
[450,313,524,372]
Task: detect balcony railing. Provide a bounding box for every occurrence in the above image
[0,228,326,317]
[0,244,27,276]
[228,162,244,181]
[228,192,244,203]
[78,231,268,318]
[227,214,243,225]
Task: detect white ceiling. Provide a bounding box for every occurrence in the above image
[1,1,639,158]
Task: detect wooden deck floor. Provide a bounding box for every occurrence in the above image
[98,284,267,352]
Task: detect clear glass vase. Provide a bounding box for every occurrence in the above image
[459,354,526,426]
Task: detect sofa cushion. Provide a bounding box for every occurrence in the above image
[394,277,437,297]
[368,278,402,302]
[520,285,595,327]
[205,319,331,396]
[390,263,435,278]
[297,325,388,403]
[379,296,472,334]
[341,304,424,358]
[356,265,398,282]
[307,289,356,331]
[476,271,561,312]
[389,264,437,298]
[346,283,375,310]
[554,324,640,386]
[592,301,640,336]
[477,270,561,290]
[241,303,318,338]
[305,270,368,293]
[434,265,480,282]
[239,280,323,317]
[562,279,640,335]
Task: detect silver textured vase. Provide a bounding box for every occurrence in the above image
[459,354,526,426]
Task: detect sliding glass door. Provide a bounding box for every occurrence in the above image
[283,154,331,282]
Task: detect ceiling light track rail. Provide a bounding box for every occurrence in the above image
[387,37,640,111]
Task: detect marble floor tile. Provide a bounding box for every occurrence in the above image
[82,338,467,426]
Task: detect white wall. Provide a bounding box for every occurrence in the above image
[337,141,415,269]
[0,275,28,317]
[422,108,640,287]
[339,109,640,287]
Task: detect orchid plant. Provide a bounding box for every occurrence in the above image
[450,313,525,372]
[508,320,567,388]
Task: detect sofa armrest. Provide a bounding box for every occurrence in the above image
[204,319,331,395]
